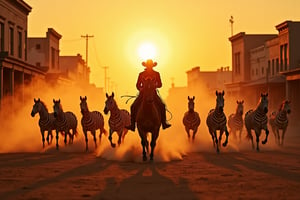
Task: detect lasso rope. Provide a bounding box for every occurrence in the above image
[120,95,137,104]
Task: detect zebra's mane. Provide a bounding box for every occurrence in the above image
[39,101,48,112]
[278,100,289,112]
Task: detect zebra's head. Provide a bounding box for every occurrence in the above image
[104,92,116,115]
[53,99,62,118]
[236,100,244,115]
[281,100,291,114]
[215,90,225,112]
[31,98,41,117]
[259,93,269,114]
[188,96,195,112]
[80,96,89,114]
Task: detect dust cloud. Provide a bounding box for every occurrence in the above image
[0,78,280,162]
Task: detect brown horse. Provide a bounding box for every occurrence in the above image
[136,77,161,161]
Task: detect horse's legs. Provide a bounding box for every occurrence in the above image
[218,130,223,147]
[108,128,116,148]
[121,129,129,144]
[84,130,88,151]
[223,127,229,147]
[150,131,159,161]
[262,127,269,145]
[210,132,215,147]
[140,136,148,161]
[55,130,59,150]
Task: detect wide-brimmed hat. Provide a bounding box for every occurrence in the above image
[142,59,157,68]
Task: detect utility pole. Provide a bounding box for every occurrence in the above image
[229,16,234,36]
[81,34,94,68]
[102,66,109,93]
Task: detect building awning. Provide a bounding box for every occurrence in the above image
[280,68,300,81]
[243,75,285,87]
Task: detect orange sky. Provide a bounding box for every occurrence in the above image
[25,0,300,98]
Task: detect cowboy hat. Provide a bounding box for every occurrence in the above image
[142,59,157,68]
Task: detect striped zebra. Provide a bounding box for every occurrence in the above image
[244,93,269,151]
[228,100,244,142]
[183,96,201,142]
[80,96,107,151]
[103,92,131,148]
[53,99,78,150]
[31,98,55,148]
[269,100,291,146]
[206,91,229,153]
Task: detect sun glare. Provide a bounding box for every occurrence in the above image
[138,42,157,60]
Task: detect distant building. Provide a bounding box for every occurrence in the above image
[60,54,90,86]
[0,0,45,110]
[186,66,232,95]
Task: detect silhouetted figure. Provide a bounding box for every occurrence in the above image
[126,59,171,131]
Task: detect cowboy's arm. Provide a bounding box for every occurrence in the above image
[136,73,143,91]
[155,72,162,88]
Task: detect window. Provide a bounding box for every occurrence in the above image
[0,22,4,51]
[24,31,27,60]
[36,44,41,49]
[284,44,288,70]
[18,31,22,58]
[51,47,55,69]
[9,27,14,55]
[272,59,274,75]
[276,58,279,74]
[280,45,283,71]
[234,52,241,75]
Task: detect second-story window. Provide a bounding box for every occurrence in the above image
[0,22,4,52]
[18,31,22,59]
[9,27,14,56]
[234,52,240,75]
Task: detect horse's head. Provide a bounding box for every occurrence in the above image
[188,96,195,111]
[259,93,269,113]
[141,77,156,103]
[236,100,244,115]
[53,99,62,118]
[104,92,116,114]
[215,90,225,112]
[31,98,41,117]
[80,96,88,114]
[281,100,291,114]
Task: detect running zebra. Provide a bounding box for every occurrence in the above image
[206,91,229,153]
[244,93,269,151]
[31,98,55,148]
[269,100,291,146]
[103,92,131,148]
[53,99,78,150]
[228,100,244,142]
[80,96,107,151]
[183,96,201,142]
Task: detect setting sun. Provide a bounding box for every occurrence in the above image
[138,42,157,60]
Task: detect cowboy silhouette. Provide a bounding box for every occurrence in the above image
[126,59,171,131]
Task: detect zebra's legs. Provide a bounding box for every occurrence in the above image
[64,131,68,145]
[238,129,242,143]
[272,127,278,144]
[192,128,198,143]
[83,130,88,151]
[121,129,128,145]
[46,130,53,145]
[210,132,215,148]
[223,127,229,147]
[255,131,260,151]
[275,129,280,145]
[247,129,255,150]
[262,128,269,144]
[41,130,45,148]
[91,130,97,149]
[150,132,159,161]
[108,128,116,148]
[56,130,59,150]
[185,127,190,141]
[213,131,219,153]
[281,128,287,146]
